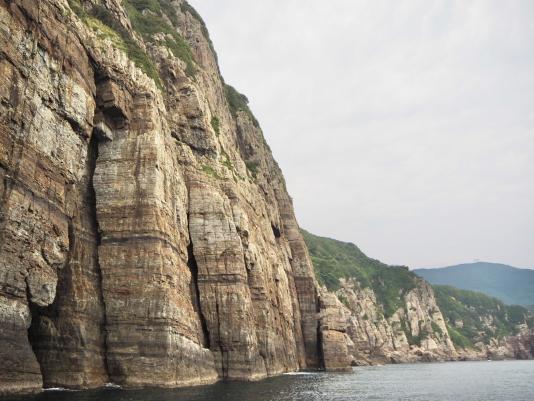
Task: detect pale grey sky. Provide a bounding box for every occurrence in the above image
[189,0,534,269]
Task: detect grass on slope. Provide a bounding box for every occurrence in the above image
[68,0,163,87]
[301,229,417,318]
[301,230,534,349]
[433,285,533,347]
[123,0,196,77]
[68,0,198,86]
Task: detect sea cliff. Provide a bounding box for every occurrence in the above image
[0,0,323,393]
[0,1,531,396]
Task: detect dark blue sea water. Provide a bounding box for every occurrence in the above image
[4,360,534,401]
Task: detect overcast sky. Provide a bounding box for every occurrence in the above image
[189,0,534,269]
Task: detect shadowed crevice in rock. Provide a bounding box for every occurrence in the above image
[87,132,101,248]
[87,128,111,382]
[65,116,85,138]
[0,172,13,244]
[25,279,44,384]
[65,219,75,265]
[316,322,325,370]
[23,130,110,388]
[271,224,281,239]
[25,274,61,388]
[187,242,210,349]
[215,299,228,378]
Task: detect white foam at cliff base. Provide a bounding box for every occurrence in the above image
[105,383,122,389]
[284,372,318,376]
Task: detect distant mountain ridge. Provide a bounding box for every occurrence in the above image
[414,262,534,310]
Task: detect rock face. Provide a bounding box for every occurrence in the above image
[0,0,324,394]
[1,0,531,396]
[318,290,353,371]
[455,331,534,361]
[326,276,534,366]
[302,229,534,366]
[335,278,457,364]
[488,331,534,360]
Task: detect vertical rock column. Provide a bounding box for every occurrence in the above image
[229,198,302,376]
[93,78,218,387]
[0,2,107,390]
[318,291,353,371]
[188,180,266,380]
[27,131,110,389]
[274,188,321,368]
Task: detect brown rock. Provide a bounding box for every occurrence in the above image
[0,0,327,394]
[321,330,353,372]
[319,290,353,371]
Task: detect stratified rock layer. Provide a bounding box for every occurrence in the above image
[318,290,353,371]
[0,0,321,394]
[1,0,531,396]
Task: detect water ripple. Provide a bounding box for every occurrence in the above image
[3,360,534,401]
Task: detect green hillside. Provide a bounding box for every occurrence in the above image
[302,230,533,349]
[433,285,533,348]
[415,262,534,310]
[301,229,417,317]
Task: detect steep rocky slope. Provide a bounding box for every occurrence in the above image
[303,230,534,364]
[0,0,347,394]
[434,285,534,360]
[302,230,457,364]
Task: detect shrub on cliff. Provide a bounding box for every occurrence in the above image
[433,285,533,346]
[123,0,196,77]
[301,229,417,317]
[68,0,162,87]
[224,84,260,128]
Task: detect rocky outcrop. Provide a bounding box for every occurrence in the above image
[318,290,353,371]
[0,0,329,395]
[336,278,457,364]
[455,332,534,361]
[487,331,534,360]
[432,283,534,362]
[454,326,534,361]
[322,276,532,365]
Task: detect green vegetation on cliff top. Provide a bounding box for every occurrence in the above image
[123,0,196,77]
[432,285,533,347]
[68,0,161,86]
[68,0,198,86]
[224,84,260,128]
[301,229,417,318]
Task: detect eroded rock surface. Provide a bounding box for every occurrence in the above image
[336,278,457,364]
[2,0,530,396]
[318,290,353,371]
[0,0,324,394]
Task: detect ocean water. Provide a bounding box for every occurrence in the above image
[4,360,534,401]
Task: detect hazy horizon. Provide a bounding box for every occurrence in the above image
[413,260,533,270]
[304,230,533,270]
[189,0,534,269]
